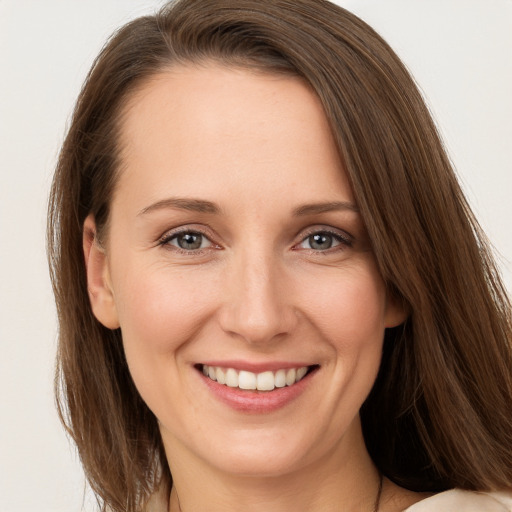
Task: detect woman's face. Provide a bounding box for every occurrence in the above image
[86,64,405,478]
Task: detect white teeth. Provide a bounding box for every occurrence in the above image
[225,368,238,388]
[274,369,286,388]
[285,368,296,386]
[257,371,275,391]
[201,365,311,391]
[216,367,226,385]
[239,370,257,390]
[296,367,308,381]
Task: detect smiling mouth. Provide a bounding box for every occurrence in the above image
[198,364,318,392]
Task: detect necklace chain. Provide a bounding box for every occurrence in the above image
[176,472,383,512]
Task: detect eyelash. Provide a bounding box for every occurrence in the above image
[158,226,353,255]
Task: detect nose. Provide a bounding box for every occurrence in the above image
[218,247,297,345]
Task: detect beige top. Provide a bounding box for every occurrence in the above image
[405,489,512,511]
[147,489,512,511]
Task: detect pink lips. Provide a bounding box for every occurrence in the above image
[197,361,317,414]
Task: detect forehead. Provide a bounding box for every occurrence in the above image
[114,63,352,209]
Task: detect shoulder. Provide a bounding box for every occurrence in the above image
[404,489,512,511]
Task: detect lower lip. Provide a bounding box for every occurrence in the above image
[199,369,316,414]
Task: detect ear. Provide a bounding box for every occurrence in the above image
[384,293,409,329]
[83,214,120,329]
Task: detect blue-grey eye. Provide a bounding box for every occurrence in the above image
[169,232,211,250]
[310,233,335,250]
[300,232,344,251]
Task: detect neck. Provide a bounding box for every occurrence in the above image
[166,421,382,512]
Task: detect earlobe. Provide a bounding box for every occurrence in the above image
[384,294,409,329]
[83,214,120,329]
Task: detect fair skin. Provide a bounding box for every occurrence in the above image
[84,64,426,511]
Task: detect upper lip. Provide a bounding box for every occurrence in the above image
[197,360,317,373]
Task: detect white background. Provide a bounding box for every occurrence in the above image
[0,1,510,511]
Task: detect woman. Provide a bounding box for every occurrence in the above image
[47,0,512,510]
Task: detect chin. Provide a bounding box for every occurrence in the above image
[184,418,355,480]
[206,444,314,478]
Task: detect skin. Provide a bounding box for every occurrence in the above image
[84,64,426,511]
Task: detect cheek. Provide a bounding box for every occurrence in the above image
[113,264,219,357]
[112,265,219,415]
[307,267,387,416]
[298,264,387,350]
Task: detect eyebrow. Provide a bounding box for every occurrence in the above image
[292,201,359,216]
[138,198,359,217]
[138,198,221,216]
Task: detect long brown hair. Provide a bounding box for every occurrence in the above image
[47,0,512,510]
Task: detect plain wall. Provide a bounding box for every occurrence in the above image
[0,1,510,511]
